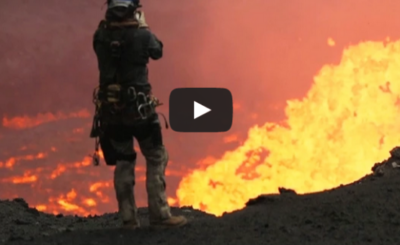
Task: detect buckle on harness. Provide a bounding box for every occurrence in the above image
[106,84,121,103]
[104,85,137,104]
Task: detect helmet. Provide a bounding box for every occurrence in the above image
[107,0,141,9]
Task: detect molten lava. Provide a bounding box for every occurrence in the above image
[2,110,90,130]
[176,39,400,216]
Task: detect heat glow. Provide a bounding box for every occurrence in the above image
[2,110,90,130]
[176,39,400,216]
[1,40,400,217]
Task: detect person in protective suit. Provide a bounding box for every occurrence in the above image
[91,0,187,229]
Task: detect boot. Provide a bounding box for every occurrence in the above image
[150,215,187,229]
[113,160,140,230]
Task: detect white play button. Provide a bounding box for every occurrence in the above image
[194,101,211,119]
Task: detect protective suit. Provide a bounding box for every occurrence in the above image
[91,0,187,229]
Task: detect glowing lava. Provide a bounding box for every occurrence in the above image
[176,39,400,216]
[2,109,90,129]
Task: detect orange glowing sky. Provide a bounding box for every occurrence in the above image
[1,0,400,216]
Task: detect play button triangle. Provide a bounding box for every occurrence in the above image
[194,101,211,119]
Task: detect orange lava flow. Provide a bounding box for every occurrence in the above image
[176,39,400,216]
[0,153,46,169]
[2,109,91,129]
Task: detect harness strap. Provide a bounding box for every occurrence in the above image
[157,112,169,129]
[90,87,169,166]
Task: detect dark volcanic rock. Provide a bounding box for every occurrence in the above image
[3,148,400,245]
[246,194,281,206]
[278,187,297,195]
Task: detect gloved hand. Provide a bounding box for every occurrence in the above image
[135,10,149,29]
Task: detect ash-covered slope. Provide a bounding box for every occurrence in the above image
[3,147,400,245]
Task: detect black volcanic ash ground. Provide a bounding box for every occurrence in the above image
[2,147,400,245]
